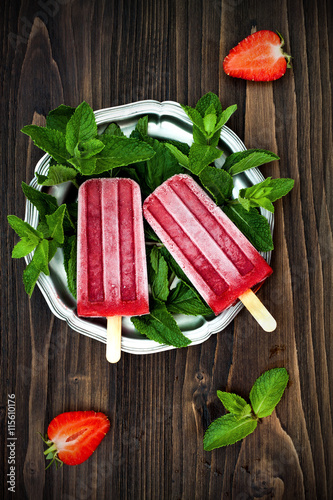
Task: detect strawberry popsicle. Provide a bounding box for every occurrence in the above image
[77,178,149,362]
[143,174,275,331]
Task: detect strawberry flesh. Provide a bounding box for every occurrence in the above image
[45,411,110,466]
[223,30,290,82]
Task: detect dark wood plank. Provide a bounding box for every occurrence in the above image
[1,0,332,499]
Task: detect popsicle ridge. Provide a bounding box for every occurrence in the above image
[118,180,137,302]
[86,180,105,303]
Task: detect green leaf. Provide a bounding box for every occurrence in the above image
[22,260,41,296]
[195,92,223,118]
[21,125,70,164]
[149,246,170,302]
[32,239,49,275]
[217,391,249,415]
[12,237,39,258]
[203,414,257,451]
[214,104,237,130]
[188,144,223,175]
[161,140,190,156]
[48,240,59,262]
[46,105,76,134]
[199,166,233,205]
[68,156,97,175]
[94,135,155,174]
[131,302,191,348]
[36,165,78,186]
[237,195,252,211]
[223,149,279,176]
[181,105,206,134]
[193,125,208,145]
[249,368,289,418]
[45,205,66,244]
[21,182,59,219]
[203,113,217,135]
[130,115,149,139]
[166,281,212,316]
[66,101,97,155]
[137,137,183,194]
[223,204,274,252]
[74,139,105,159]
[103,122,125,137]
[164,143,189,168]
[240,178,294,204]
[7,215,43,240]
[63,235,77,299]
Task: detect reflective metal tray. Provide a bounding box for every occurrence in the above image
[24,100,273,354]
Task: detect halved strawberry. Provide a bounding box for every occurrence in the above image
[40,411,110,468]
[223,30,291,81]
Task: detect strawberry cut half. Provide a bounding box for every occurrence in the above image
[40,411,110,468]
[223,30,291,82]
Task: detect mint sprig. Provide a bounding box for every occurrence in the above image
[8,202,70,296]
[203,368,289,451]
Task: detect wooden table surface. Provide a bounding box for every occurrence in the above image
[1,0,332,498]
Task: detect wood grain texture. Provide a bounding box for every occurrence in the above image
[1,0,332,498]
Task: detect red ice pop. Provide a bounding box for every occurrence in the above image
[143,174,276,331]
[77,178,149,362]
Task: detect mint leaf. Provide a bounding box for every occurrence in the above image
[162,140,190,156]
[164,143,189,168]
[240,178,294,204]
[46,105,75,134]
[181,105,206,134]
[263,178,294,202]
[188,144,223,175]
[217,391,249,415]
[137,137,183,194]
[203,113,217,136]
[223,204,274,252]
[149,246,169,302]
[131,302,191,348]
[66,101,97,155]
[45,205,66,244]
[68,156,97,175]
[193,125,208,145]
[32,239,49,275]
[166,281,212,316]
[203,414,257,451]
[21,182,59,218]
[103,122,125,137]
[7,215,43,240]
[223,149,279,176]
[199,166,233,204]
[238,177,294,212]
[130,115,149,139]
[94,135,155,174]
[214,104,237,130]
[12,237,39,258]
[36,165,78,186]
[195,92,223,118]
[249,368,289,418]
[21,125,70,164]
[23,260,41,296]
[74,139,105,159]
[63,235,77,299]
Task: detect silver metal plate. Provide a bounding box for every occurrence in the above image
[24,100,273,354]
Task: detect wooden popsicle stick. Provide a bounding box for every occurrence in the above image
[239,289,277,332]
[106,316,122,363]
